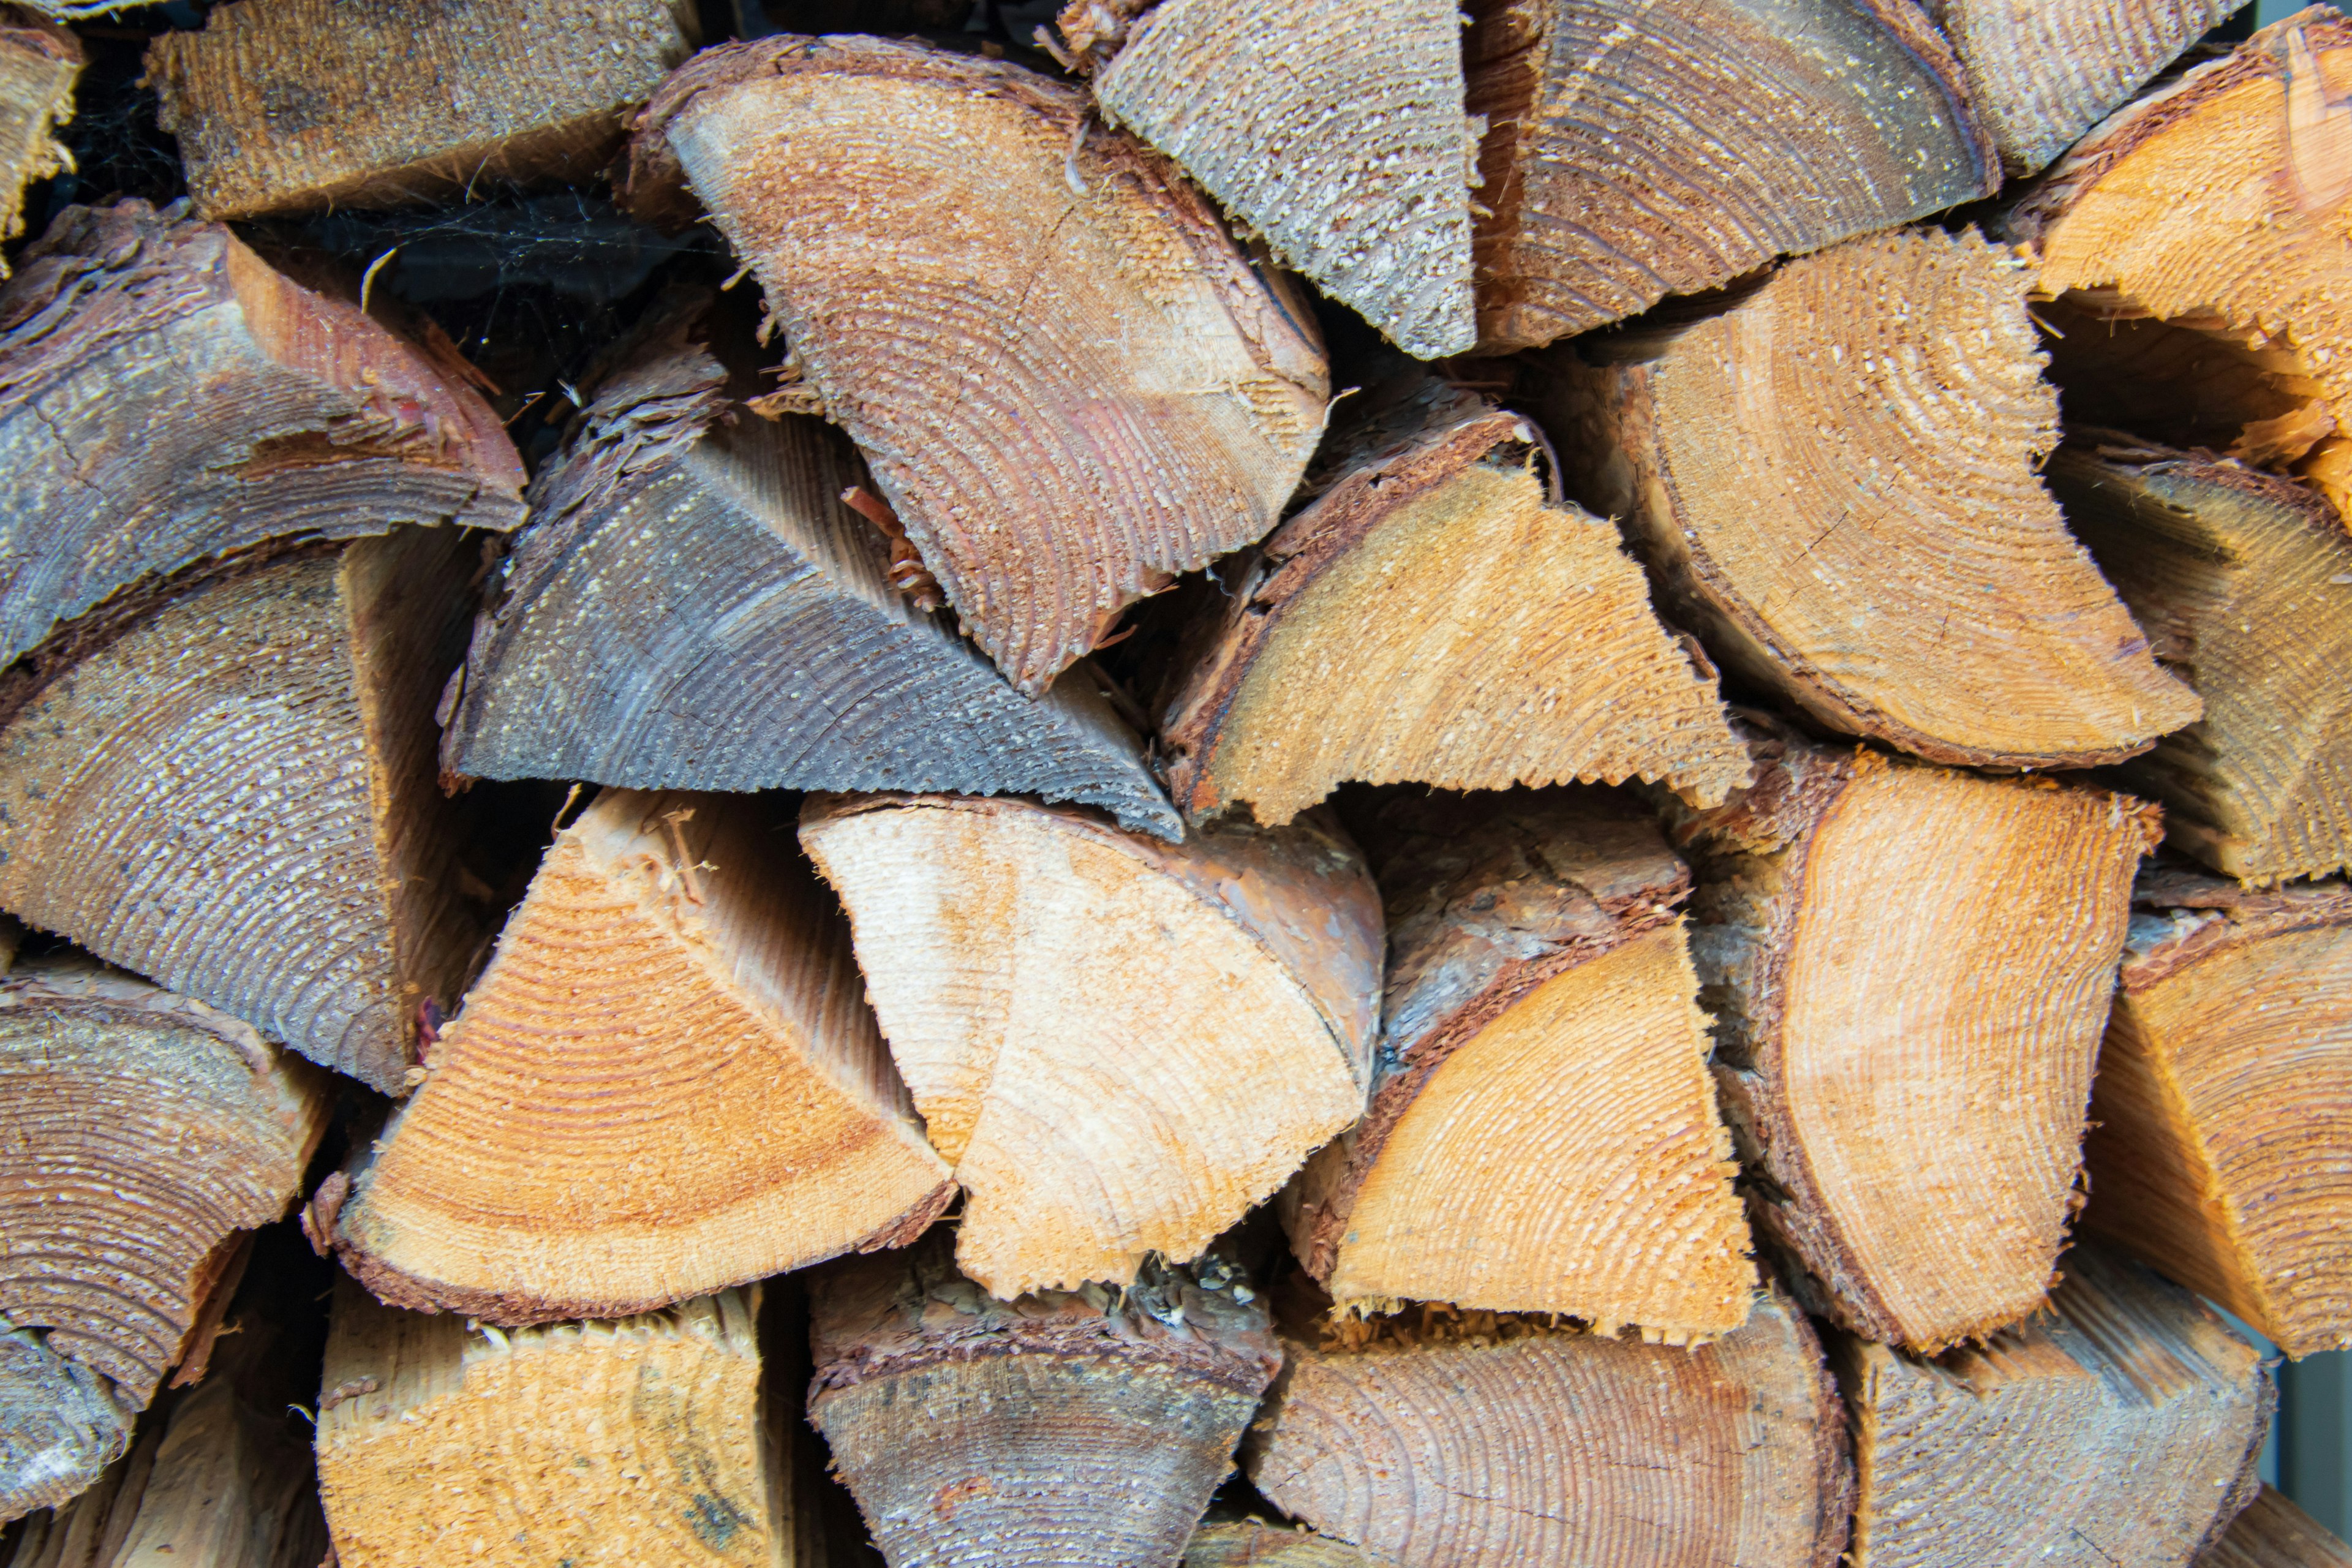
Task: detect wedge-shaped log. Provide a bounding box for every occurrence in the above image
[147,0,694,219]
[1248,1294,1850,1568]
[445,303,1180,840]
[1543,228,2201,770]
[1286,789,1752,1337]
[810,1238,1278,1568]
[2049,441,2352,883]
[1186,1520,1394,1567]
[1671,718,2158,1350]
[1078,0,1476,358]
[0,200,523,669]
[2200,1487,2352,1568]
[0,13,75,274]
[331,786,951,1324]
[0,532,487,1092]
[2079,869,2352,1359]
[801,793,1378,1297]
[1466,0,1994,348]
[628,36,1329,693]
[1,1327,126,1525]
[1841,1245,2271,1568]
[1157,380,1747,826]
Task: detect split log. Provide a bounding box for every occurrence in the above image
[1669,717,2160,1350]
[2201,1487,2352,1568]
[1284,788,1753,1338]
[1840,1244,2271,1568]
[627,35,1329,694]
[1539,227,2203,771]
[146,0,695,219]
[2046,440,2352,883]
[809,1238,1278,1568]
[0,13,75,274]
[0,200,523,671]
[0,1329,125,1525]
[1186,1520,1393,1567]
[1246,1293,1850,1568]
[1155,379,1748,826]
[0,530,488,1092]
[1074,0,1477,358]
[1465,0,1995,349]
[2078,867,2352,1359]
[799,793,1379,1297]
[2,1412,154,1566]
[443,300,1181,840]
[315,1280,778,1568]
[329,785,952,1324]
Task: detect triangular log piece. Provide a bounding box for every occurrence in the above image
[0,530,489,1093]
[443,300,1182,841]
[145,0,695,220]
[1840,1243,2271,1568]
[1669,716,2160,1351]
[331,786,952,1325]
[2046,440,2352,883]
[1245,1293,1850,1568]
[0,13,75,274]
[0,1327,127,1525]
[627,35,1330,695]
[1464,0,1995,349]
[799,793,1379,1297]
[1284,788,1753,1336]
[2078,867,2352,1358]
[1538,227,2202,771]
[1074,0,1477,358]
[2003,10,2352,520]
[1155,379,1749,826]
[315,1280,778,1568]
[0,200,524,670]
[2200,1487,2352,1568]
[809,1238,1278,1568]
[1186,1520,1398,1567]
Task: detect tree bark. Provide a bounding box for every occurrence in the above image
[2199,1487,2352,1568]
[1155,377,1747,827]
[627,34,1329,695]
[799,792,1378,1298]
[0,12,75,276]
[1538,227,2202,771]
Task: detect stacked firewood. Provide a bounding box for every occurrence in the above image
[0,0,2347,1564]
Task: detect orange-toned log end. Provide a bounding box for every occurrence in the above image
[2081,867,2352,1359]
[1540,227,2201,771]
[0,13,77,273]
[1286,787,1752,1339]
[1842,1245,2272,1567]
[1156,378,1747,827]
[801,792,1378,1298]
[1246,1293,1850,1568]
[334,787,951,1325]
[2201,1487,2352,1567]
[630,35,1329,693]
[1671,716,2161,1351]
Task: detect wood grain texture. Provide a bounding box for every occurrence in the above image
[1672,717,2159,1351]
[148,0,695,219]
[629,36,1329,694]
[1842,1244,2271,1568]
[1185,1520,1396,1567]
[800,793,1378,1297]
[0,200,523,670]
[2200,1487,2352,1568]
[1085,0,1477,357]
[0,13,75,277]
[0,1328,126,1525]
[1156,379,1747,826]
[1542,227,2201,770]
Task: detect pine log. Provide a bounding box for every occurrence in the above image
[1284,788,1752,1338]
[1464,0,1995,349]
[2046,440,2352,883]
[443,299,1181,840]
[331,786,951,1325]
[2201,1487,2352,1568]
[808,1238,1278,1568]
[799,793,1378,1297]
[0,1330,124,1525]
[2,1412,154,1567]
[1841,1243,2271,1568]
[1185,1520,1395,1567]
[1155,379,1747,826]
[2076,867,2352,1359]
[0,531,487,1093]
[315,1280,778,1568]
[1074,0,1477,358]
[1246,1293,1850,1568]
[146,0,694,220]
[0,13,75,276]
[1539,227,2203,771]
[627,36,1329,695]
[1669,717,2159,1350]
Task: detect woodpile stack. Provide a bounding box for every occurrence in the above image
[0,0,2346,1564]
